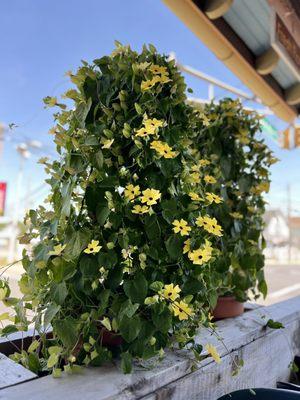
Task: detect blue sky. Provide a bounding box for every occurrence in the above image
[1,0,300,217]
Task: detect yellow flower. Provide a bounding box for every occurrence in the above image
[141,68,171,91]
[237,129,250,145]
[189,192,202,201]
[206,192,223,204]
[204,175,217,184]
[149,64,169,76]
[183,239,191,254]
[257,168,268,178]
[171,301,193,321]
[251,182,270,194]
[205,344,221,364]
[268,156,279,165]
[141,79,157,91]
[135,116,164,138]
[48,244,66,256]
[124,184,141,201]
[141,188,161,206]
[161,283,181,301]
[172,219,191,236]
[196,215,223,237]
[132,204,149,214]
[159,74,171,84]
[204,239,213,252]
[84,240,102,254]
[150,140,177,159]
[144,117,164,134]
[135,127,149,137]
[188,243,212,265]
[191,165,200,172]
[229,212,243,219]
[198,159,211,167]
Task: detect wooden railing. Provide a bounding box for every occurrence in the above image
[1,296,300,399]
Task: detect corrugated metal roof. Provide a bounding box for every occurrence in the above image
[223,0,297,89]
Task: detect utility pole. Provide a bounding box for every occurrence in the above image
[287,183,292,263]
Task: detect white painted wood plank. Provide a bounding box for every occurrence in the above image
[1,296,300,400]
[143,320,300,400]
[0,353,36,390]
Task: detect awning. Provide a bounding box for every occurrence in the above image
[163,0,300,122]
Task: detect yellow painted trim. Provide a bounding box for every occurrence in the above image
[204,0,234,20]
[285,83,300,106]
[256,48,279,75]
[163,0,297,122]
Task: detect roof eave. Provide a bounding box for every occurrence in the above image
[163,0,298,123]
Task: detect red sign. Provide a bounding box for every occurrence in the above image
[0,182,7,216]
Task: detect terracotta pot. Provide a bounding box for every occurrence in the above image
[101,329,123,347]
[212,296,244,319]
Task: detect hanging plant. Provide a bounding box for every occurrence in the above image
[193,99,278,305]
[1,43,225,375]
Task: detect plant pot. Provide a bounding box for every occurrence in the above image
[101,329,123,347]
[212,296,244,319]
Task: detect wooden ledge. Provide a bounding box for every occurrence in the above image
[1,297,300,400]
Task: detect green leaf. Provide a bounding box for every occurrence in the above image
[266,319,284,329]
[182,278,203,295]
[161,199,178,223]
[79,256,98,278]
[91,150,103,170]
[238,176,251,193]
[100,317,111,331]
[152,305,172,333]
[89,346,111,367]
[166,235,182,260]
[51,258,76,283]
[60,180,74,217]
[28,353,41,374]
[119,315,141,342]
[1,325,19,335]
[149,281,164,292]
[96,206,110,226]
[144,215,161,242]
[97,250,118,268]
[44,304,61,326]
[121,351,132,374]
[106,266,123,289]
[28,340,40,353]
[123,273,148,304]
[119,299,139,319]
[134,103,142,115]
[53,368,62,378]
[53,317,78,348]
[74,98,92,127]
[220,157,231,179]
[47,353,59,369]
[51,282,68,305]
[64,229,91,261]
[258,279,268,298]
